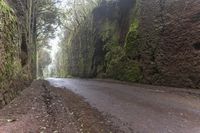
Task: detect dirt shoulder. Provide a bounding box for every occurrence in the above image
[0,80,119,133]
[0,79,31,109]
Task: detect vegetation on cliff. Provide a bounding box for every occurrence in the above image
[1,0,200,108]
[0,0,61,107]
[55,0,141,82]
[54,0,200,88]
[0,0,26,106]
[0,0,21,87]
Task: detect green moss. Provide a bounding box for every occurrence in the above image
[60,0,143,82]
[0,0,14,14]
[129,19,139,32]
[100,20,119,43]
[121,60,142,82]
[104,41,142,82]
[0,0,21,85]
[124,19,139,58]
[106,59,142,82]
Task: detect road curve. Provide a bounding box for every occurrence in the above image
[47,78,200,133]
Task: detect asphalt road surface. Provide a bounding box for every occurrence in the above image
[48,78,200,133]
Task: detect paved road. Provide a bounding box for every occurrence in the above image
[48,78,200,133]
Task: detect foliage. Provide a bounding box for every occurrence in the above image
[104,42,142,82]
[35,0,61,48]
[100,20,118,42]
[0,0,24,91]
[34,0,64,78]
[54,0,143,82]
[38,49,51,77]
[0,0,19,77]
[67,17,95,77]
[54,0,100,78]
[0,0,15,16]
[125,19,139,58]
[98,10,142,82]
[58,0,101,30]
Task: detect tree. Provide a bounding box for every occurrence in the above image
[38,48,52,78]
[32,0,61,49]
[58,0,101,30]
[30,0,61,78]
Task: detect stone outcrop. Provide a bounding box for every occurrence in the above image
[59,0,200,89]
[0,0,35,107]
[139,0,200,88]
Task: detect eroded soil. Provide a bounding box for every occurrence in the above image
[0,80,118,133]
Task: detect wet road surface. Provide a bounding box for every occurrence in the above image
[48,78,200,133]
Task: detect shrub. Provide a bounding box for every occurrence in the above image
[104,42,142,82]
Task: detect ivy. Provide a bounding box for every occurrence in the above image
[0,0,21,87]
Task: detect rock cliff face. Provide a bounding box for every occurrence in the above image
[67,0,136,78]
[139,0,200,88]
[62,0,200,88]
[0,0,35,107]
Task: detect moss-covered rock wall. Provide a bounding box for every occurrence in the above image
[63,0,200,89]
[66,0,137,79]
[138,0,200,88]
[0,0,34,107]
